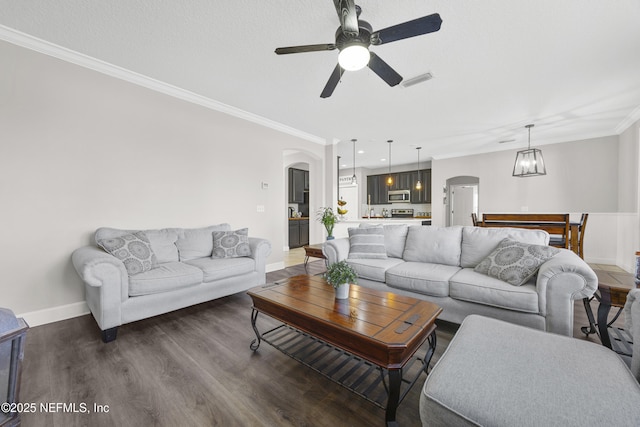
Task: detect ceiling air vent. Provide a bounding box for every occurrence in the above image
[402,72,434,88]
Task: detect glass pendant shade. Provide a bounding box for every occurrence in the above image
[513,148,546,177]
[513,124,546,177]
[415,146,422,190]
[338,45,370,71]
[351,139,357,184]
[386,140,393,186]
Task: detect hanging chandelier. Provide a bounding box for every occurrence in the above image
[386,140,394,186]
[512,124,546,177]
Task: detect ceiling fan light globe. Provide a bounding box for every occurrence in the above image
[338,45,370,71]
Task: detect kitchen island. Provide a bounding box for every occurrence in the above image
[333,218,429,239]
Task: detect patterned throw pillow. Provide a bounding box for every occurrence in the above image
[97,231,157,276]
[348,226,387,259]
[212,228,251,258]
[474,238,560,286]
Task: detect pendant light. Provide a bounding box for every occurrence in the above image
[415,147,423,190]
[513,124,547,177]
[351,139,357,185]
[386,140,394,186]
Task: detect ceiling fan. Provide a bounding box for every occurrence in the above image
[274,0,442,98]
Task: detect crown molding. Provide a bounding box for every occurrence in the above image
[615,105,640,135]
[0,25,327,145]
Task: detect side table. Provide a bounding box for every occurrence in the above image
[302,243,327,270]
[582,268,638,355]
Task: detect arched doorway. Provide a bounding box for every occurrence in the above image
[445,176,479,226]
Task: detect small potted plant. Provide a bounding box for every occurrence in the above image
[316,207,338,240]
[325,260,358,299]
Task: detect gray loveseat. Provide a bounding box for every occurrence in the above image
[72,224,271,342]
[323,224,597,336]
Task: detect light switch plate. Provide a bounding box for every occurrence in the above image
[257,205,265,213]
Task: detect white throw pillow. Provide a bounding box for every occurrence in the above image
[348,226,387,259]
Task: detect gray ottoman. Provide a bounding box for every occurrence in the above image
[420,314,640,427]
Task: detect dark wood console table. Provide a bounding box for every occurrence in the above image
[582,268,638,354]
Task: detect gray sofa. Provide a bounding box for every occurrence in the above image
[323,224,598,336]
[72,224,271,342]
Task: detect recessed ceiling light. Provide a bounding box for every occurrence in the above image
[357,150,365,154]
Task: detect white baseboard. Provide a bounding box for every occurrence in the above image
[17,301,90,327]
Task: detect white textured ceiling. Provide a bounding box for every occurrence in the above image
[2,0,640,170]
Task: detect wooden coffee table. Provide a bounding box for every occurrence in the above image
[247,275,442,426]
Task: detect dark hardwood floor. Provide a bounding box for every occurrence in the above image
[19,261,613,427]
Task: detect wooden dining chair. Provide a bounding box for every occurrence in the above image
[576,213,588,259]
[471,213,479,226]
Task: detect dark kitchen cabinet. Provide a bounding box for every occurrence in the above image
[367,169,431,204]
[289,168,308,203]
[395,172,412,192]
[410,169,432,203]
[299,220,309,246]
[367,175,390,205]
[288,219,309,248]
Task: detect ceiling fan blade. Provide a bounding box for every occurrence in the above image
[370,13,442,45]
[275,44,336,55]
[367,52,402,87]
[333,0,359,36]
[320,64,345,98]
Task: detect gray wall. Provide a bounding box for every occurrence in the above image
[0,40,326,319]
[432,135,620,222]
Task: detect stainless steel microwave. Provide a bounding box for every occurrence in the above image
[388,190,411,203]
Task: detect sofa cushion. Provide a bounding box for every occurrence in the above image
[128,261,203,296]
[449,268,539,313]
[95,227,180,263]
[348,226,387,259]
[386,262,461,297]
[383,224,409,258]
[346,258,405,283]
[185,257,256,282]
[460,226,550,268]
[144,229,180,263]
[402,226,463,266]
[97,231,157,276]
[474,238,560,286]
[175,224,231,261]
[212,228,251,258]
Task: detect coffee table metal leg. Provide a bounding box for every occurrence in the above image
[250,308,262,351]
[385,369,401,427]
[597,301,613,349]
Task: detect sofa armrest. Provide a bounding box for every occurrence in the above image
[72,245,129,330]
[536,249,598,335]
[72,246,128,290]
[249,237,272,283]
[323,238,350,265]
